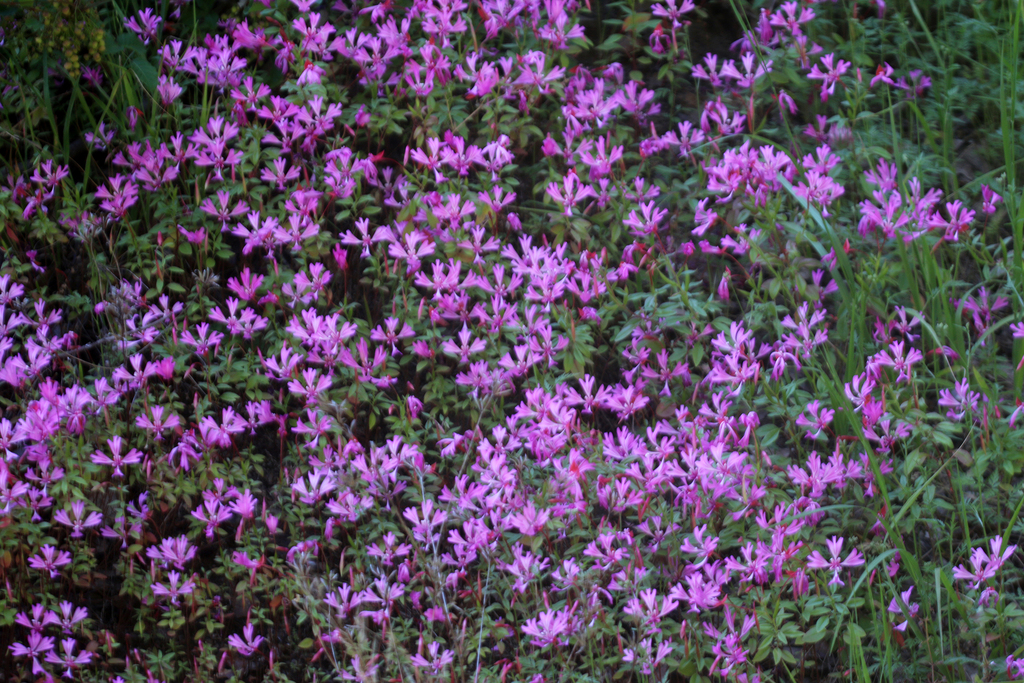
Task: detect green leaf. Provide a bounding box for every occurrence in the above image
[130,56,159,93]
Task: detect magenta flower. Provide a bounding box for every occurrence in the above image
[54,500,103,538]
[769,1,814,35]
[192,498,233,537]
[135,405,181,439]
[652,0,695,29]
[795,401,835,440]
[15,604,60,632]
[716,269,731,301]
[45,637,92,678]
[146,535,197,570]
[680,524,719,564]
[151,570,197,605]
[806,536,865,587]
[807,53,851,102]
[233,551,267,585]
[90,435,143,477]
[55,602,88,634]
[870,62,896,88]
[94,175,138,221]
[669,571,722,612]
[887,586,919,632]
[439,133,484,176]
[858,190,909,240]
[982,185,1003,214]
[793,170,845,217]
[937,375,980,422]
[953,537,1017,590]
[521,604,577,647]
[623,201,668,238]
[1008,655,1024,680]
[123,8,162,45]
[410,640,455,675]
[787,451,845,498]
[869,340,923,384]
[546,171,597,216]
[228,623,265,656]
[342,655,381,683]
[601,382,650,420]
[402,499,448,546]
[844,372,876,412]
[537,0,586,49]
[928,200,975,242]
[507,501,550,536]
[181,322,225,356]
[623,588,679,634]
[623,637,674,676]
[10,632,55,675]
[719,53,773,89]
[441,324,487,363]
[28,545,73,578]
[369,317,415,355]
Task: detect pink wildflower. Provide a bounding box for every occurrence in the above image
[953,537,1017,590]
[806,536,865,587]
[807,53,851,102]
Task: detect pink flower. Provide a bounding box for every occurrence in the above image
[793,170,845,217]
[181,322,225,356]
[806,536,865,587]
[719,53,772,89]
[146,535,197,570]
[937,375,980,421]
[679,524,719,564]
[135,405,181,439]
[982,184,1003,214]
[410,640,455,675]
[869,340,923,384]
[297,61,326,86]
[716,269,731,301]
[778,89,797,114]
[54,500,103,538]
[886,586,919,631]
[441,324,487,363]
[545,171,597,216]
[651,0,695,29]
[94,175,139,221]
[928,200,975,242]
[90,435,143,477]
[123,8,162,45]
[521,603,577,647]
[228,623,265,656]
[807,53,851,102]
[151,570,197,605]
[769,1,814,35]
[603,382,651,420]
[624,201,667,238]
[10,632,54,675]
[537,0,585,49]
[669,571,721,612]
[622,637,674,675]
[28,545,73,578]
[15,604,60,632]
[45,637,92,678]
[953,537,1017,590]
[870,62,895,88]
[795,401,835,439]
[507,502,550,536]
[1008,655,1024,680]
[55,601,88,633]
